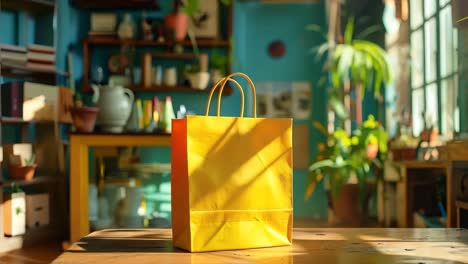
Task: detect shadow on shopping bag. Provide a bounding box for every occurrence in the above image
[186,117,293,210]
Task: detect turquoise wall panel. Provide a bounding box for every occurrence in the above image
[233,2,328,218]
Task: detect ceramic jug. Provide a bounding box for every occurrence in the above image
[92,84,134,133]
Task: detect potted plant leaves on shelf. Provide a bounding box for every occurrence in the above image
[8,154,37,181]
[184,63,210,90]
[70,93,99,133]
[210,50,228,83]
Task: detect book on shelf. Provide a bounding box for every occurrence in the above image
[28,44,55,54]
[0,44,27,65]
[1,81,24,118]
[0,44,27,53]
[1,52,28,63]
[27,52,55,62]
[26,62,56,71]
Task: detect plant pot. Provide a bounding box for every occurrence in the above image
[327,183,375,226]
[366,143,378,160]
[8,164,37,180]
[164,12,188,41]
[187,72,210,90]
[70,107,99,133]
[211,69,224,84]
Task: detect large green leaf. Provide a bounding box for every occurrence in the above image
[308,159,335,172]
[344,17,355,45]
[329,95,349,119]
[336,45,354,83]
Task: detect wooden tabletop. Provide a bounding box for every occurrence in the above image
[53,228,468,263]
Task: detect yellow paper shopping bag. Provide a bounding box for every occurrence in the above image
[171,72,293,252]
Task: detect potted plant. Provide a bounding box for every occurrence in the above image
[8,154,37,181]
[210,50,228,83]
[184,63,210,90]
[165,0,232,46]
[306,115,388,225]
[70,93,99,133]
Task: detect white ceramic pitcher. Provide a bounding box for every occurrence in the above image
[92,84,134,133]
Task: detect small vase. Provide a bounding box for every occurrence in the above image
[118,13,136,39]
[211,69,223,84]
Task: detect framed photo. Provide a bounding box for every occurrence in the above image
[189,0,219,38]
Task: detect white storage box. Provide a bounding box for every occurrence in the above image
[26,193,49,228]
[3,192,26,236]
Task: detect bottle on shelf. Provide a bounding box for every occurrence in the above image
[159,96,175,133]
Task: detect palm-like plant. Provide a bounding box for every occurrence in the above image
[309,17,394,122]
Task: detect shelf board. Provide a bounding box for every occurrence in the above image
[69,131,171,136]
[1,175,58,188]
[0,117,71,124]
[147,53,197,60]
[82,84,233,95]
[0,62,69,78]
[71,0,160,10]
[456,200,468,210]
[1,0,55,14]
[84,37,230,48]
[129,84,233,95]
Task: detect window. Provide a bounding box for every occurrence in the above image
[410,1,459,135]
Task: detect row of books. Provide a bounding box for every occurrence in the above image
[0,44,56,71]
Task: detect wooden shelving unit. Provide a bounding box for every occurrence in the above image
[0,0,70,252]
[83,37,230,48]
[81,3,233,94]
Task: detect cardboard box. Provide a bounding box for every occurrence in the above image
[2,144,33,167]
[26,193,49,228]
[3,192,26,236]
[22,82,73,123]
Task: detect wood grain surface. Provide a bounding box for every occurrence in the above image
[53,228,468,263]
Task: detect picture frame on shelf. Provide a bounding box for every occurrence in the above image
[189,0,219,39]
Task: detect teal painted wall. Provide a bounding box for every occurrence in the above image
[233,2,328,218]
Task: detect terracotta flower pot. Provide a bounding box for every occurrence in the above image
[70,107,99,133]
[366,143,379,160]
[9,164,37,180]
[328,183,375,226]
[164,12,189,41]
